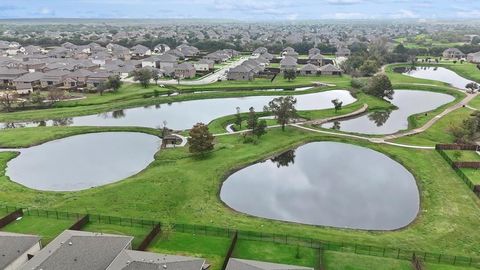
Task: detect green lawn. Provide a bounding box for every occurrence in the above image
[1,215,75,244]
[233,240,316,267]
[392,108,473,147]
[147,232,231,270]
[425,263,480,270]
[323,251,412,270]
[468,95,480,110]
[0,126,479,259]
[458,169,480,185]
[444,150,480,162]
[82,222,152,249]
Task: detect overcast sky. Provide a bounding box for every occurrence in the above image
[0,0,478,21]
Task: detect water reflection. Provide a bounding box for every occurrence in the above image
[395,66,475,90]
[321,90,454,135]
[220,142,420,230]
[1,91,356,130]
[270,150,296,168]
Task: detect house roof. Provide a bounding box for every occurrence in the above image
[13,72,44,82]
[20,230,133,270]
[106,250,205,270]
[229,65,253,73]
[226,258,313,270]
[319,64,342,72]
[280,56,297,66]
[0,231,41,270]
[300,64,319,71]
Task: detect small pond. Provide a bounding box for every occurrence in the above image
[6,132,161,191]
[1,90,356,130]
[220,142,419,230]
[395,66,474,90]
[321,90,454,135]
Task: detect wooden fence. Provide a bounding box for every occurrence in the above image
[136,223,161,251]
[412,254,424,270]
[435,144,479,151]
[0,209,23,229]
[69,214,90,230]
[453,162,480,169]
[221,231,238,270]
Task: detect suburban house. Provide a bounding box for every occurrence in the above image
[282,47,296,57]
[253,47,268,55]
[0,68,29,88]
[194,59,214,71]
[319,64,343,75]
[227,65,255,81]
[175,62,196,78]
[0,231,41,270]
[204,51,231,63]
[13,72,44,93]
[225,258,313,270]
[176,44,200,57]
[17,230,206,270]
[280,56,298,71]
[308,48,321,57]
[40,70,71,88]
[130,44,152,57]
[20,230,133,270]
[299,63,319,76]
[64,69,93,88]
[158,54,179,69]
[86,72,111,88]
[308,53,327,66]
[106,250,206,270]
[467,51,480,63]
[442,48,466,59]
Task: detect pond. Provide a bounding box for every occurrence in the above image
[1,90,356,130]
[5,132,161,191]
[220,142,419,230]
[395,66,474,90]
[321,90,454,135]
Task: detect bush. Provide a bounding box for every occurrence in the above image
[351,78,366,89]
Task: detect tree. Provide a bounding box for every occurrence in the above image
[29,91,45,107]
[365,74,394,100]
[264,96,297,131]
[283,70,296,81]
[47,89,66,104]
[270,149,296,168]
[152,69,160,85]
[253,119,267,138]
[132,68,153,88]
[0,91,17,112]
[187,123,214,155]
[466,82,479,94]
[234,107,242,129]
[359,60,379,76]
[106,75,122,92]
[246,107,258,131]
[331,99,343,113]
[96,82,108,95]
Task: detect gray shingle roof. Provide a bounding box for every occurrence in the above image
[226,259,313,270]
[13,72,44,82]
[0,231,41,270]
[107,250,205,270]
[20,230,133,270]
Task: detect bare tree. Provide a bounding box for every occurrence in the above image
[0,91,17,112]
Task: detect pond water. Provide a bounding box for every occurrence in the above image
[321,90,454,135]
[1,90,356,130]
[220,142,419,230]
[6,132,161,191]
[395,66,474,90]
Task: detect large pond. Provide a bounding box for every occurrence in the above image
[6,132,161,191]
[220,142,419,230]
[1,90,356,130]
[321,90,454,135]
[395,66,474,90]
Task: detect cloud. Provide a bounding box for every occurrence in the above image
[391,9,417,19]
[333,12,367,19]
[326,0,364,5]
[456,10,480,18]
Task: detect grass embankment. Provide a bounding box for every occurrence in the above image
[443,150,480,185]
[1,215,75,245]
[392,108,472,147]
[0,127,479,257]
[148,232,231,270]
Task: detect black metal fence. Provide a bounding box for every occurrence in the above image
[1,204,479,268]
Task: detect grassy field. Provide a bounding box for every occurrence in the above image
[391,108,472,146]
[148,232,231,270]
[1,215,75,244]
[323,251,412,270]
[82,222,152,249]
[0,126,479,258]
[233,239,317,267]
